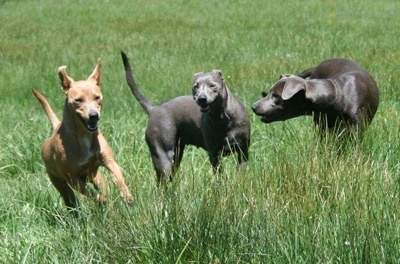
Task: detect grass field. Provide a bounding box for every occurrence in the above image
[1,0,400,262]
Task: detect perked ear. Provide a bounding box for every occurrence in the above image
[212,69,225,83]
[58,66,74,94]
[192,72,203,83]
[87,58,101,85]
[281,79,306,100]
[212,69,223,77]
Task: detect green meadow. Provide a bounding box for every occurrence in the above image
[1,0,400,262]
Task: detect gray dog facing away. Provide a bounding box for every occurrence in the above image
[251,58,379,133]
[121,51,250,183]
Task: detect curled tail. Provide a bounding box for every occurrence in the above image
[121,51,153,115]
[297,67,316,79]
[32,88,60,129]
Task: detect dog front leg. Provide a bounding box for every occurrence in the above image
[237,147,249,171]
[102,158,133,203]
[48,174,79,215]
[209,152,222,173]
[70,176,98,200]
[92,172,108,203]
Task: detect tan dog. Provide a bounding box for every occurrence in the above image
[32,59,133,213]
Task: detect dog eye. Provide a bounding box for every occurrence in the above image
[272,93,283,103]
[74,98,83,104]
[210,84,218,92]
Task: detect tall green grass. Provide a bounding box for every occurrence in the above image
[1,0,400,262]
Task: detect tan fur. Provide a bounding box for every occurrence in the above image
[32,59,132,212]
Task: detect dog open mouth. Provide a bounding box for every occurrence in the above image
[86,120,98,132]
[199,104,210,113]
[260,111,291,123]
[196,100,210,113]
[260,115,273,123]
[79,116,98,132]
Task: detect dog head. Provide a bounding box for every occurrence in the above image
[251,74,309,123]
[58,59,103,132]
[192,70,227,113]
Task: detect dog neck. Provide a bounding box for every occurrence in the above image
[206,87,232,127]
[305,80,337,105]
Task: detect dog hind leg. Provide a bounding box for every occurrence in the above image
[150,148,178,184]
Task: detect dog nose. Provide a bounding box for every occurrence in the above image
[197,95,207,105]
[89,111,99,120]
[251,103,259,113]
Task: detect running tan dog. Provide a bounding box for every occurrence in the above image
[252,58,379,133]
[32,60,133,213]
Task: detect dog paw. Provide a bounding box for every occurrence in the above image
[123,193,134,203]
[96,194,108,203]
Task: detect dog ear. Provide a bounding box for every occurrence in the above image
[193,72,203,77]
[279,74,292,80]
[192,72,203,83]
[212,69,225,83]
[87,58,101,85]
[58,66,74,93]
[281,79,305,100]
[212,69,223,76]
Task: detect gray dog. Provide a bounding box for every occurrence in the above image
[192,70,250,171]
[251,58,379,133]
[121,51,250,183]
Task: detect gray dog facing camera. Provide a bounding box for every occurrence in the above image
[121,51,250,183]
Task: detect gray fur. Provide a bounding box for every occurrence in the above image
[252,58,379,132]
[121,51,250,183]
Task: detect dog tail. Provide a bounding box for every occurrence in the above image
[121,51,153,115]
[297,67,315,79]
[32,88,60,129]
